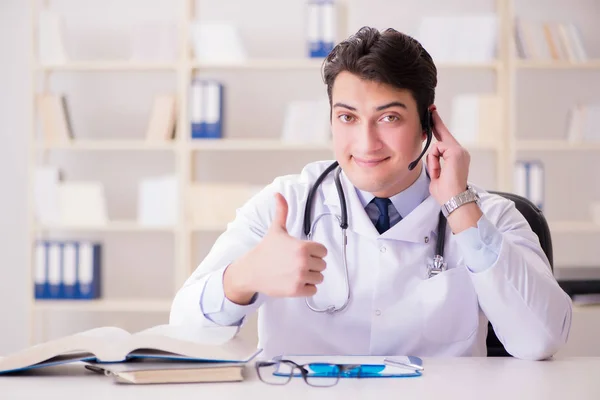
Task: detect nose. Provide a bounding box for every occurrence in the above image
[356,122,383,153]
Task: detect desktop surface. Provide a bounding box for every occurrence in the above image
[0,357,598,400]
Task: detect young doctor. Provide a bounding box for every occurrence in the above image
[170,27,572,360]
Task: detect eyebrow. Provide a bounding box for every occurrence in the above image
[332,101,408,112]
[333,102,357,111]
[375,101,407,111]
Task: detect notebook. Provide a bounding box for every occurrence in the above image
[274,355,423,378]
[85,359,245,385]
[0,324,261,375]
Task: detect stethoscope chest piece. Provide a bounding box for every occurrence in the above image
[427,254,447,278]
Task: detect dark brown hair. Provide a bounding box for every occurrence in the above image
[323,26,437,125]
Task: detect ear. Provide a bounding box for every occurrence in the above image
[421,109,432,136]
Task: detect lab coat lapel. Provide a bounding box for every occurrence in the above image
[381,195,442,243]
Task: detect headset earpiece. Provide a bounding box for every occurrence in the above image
[408,109,433,171]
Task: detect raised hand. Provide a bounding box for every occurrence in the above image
[426,107,471,206]
[426,106,482,233]
[224,193,328,304]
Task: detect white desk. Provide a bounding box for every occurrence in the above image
[1,357,599,400]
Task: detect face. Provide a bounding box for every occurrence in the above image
[330,71,427,198]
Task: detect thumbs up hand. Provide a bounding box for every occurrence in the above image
[224,193,328,305]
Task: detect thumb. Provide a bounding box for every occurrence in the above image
[271,193,289,233]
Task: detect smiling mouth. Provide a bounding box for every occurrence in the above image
[352,156,390,167]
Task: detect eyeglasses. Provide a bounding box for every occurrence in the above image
[255,359,385,388]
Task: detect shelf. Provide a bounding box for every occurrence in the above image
[515,60,600,70]
[34,299,172,312]
[435,61,501,70]
[191,223,227,232]
[549,221,600,233]
[192,59,500,71]
[463,143,500,151]
[37,62,178,72]
[39,140,177,151]
[193,58,325,70]
[35,221,177,232]
[189,139,333,151]
[516,140,600,151]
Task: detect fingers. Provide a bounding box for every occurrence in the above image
[304,270,325,285]
[427,143,442,180]
[305,241,328,259]
[307,256,327,272]
[271,193,289,233]
[300,284,318,297]
[430,108,458,145]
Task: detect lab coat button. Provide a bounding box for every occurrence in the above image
[375,310,381,316]
[380,246,386,253]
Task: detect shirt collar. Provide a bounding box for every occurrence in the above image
[354,162,431,218]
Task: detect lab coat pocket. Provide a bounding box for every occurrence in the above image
[417,266,479,344]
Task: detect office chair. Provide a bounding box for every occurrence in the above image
[485,191,554,357]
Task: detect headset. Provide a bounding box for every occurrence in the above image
[408,108,434,171]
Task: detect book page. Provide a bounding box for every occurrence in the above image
[0,326,131,373]
[121,324,260,363]
[132,324,237,344]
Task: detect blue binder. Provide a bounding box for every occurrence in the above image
[62,241,77,299]
[191,79,224,139]
[77,241,102,299]
[34,240,102,300]
[307,0,336,58]
[515,160,545,211]
[47,242,62,298]
[34,241,49,299]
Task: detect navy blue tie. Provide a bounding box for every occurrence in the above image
[372,197,392,234]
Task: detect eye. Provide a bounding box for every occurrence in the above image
[338,114,355,123]
[381,115,400,123]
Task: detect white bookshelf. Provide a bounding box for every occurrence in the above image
[193,58,325,70]
[26,0,600,345]
[191,223,228,232]
[516,140,600,151]
[188,139,332,152]
[36,62,179,72]
[515,60,600,70]
[34,299,172,312]
[34,221,178,233]
[39,140,177,151]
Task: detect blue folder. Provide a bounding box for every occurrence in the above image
[191,79,224,139]
[273,355,423,378]
[34,240,101,300]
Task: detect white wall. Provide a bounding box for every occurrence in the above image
[0,0,30,354]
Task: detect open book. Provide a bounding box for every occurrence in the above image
[0,324,261,375]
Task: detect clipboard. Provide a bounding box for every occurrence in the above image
[273,355,423,378]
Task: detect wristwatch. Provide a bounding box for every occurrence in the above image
[441,185,480,218]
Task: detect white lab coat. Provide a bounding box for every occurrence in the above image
[170,160,572,360]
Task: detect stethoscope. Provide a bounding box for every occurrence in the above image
[303,110,448,314]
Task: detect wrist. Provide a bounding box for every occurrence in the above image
[446,202,483,234]
[223,261,257,305]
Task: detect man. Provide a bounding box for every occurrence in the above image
[170,27,572,360]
